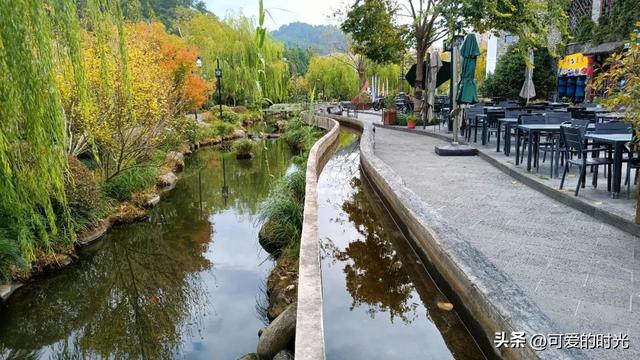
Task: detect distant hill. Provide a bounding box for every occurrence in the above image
[271,22,348,55]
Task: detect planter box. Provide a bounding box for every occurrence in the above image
[407,120,417,129]
[383,110,397,125]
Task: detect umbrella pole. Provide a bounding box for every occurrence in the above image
[451,42,460,145]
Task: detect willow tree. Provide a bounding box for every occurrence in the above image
[179,12,289,106]
[0,0,77,278]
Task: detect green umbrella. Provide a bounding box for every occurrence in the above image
[456,33,480,104]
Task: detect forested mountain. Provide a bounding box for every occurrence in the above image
[271,22,348,55]
[119,0,209,28]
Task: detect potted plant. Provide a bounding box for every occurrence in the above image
[406,114,417,129]
[383,93,397,125]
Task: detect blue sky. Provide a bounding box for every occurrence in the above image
[202,0,346,30]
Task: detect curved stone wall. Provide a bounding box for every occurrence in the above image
[295,114,340,360]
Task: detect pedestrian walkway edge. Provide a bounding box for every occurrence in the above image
[374,124,640,238]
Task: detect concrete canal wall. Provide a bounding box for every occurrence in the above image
[326,113,584,360]
[295,114,340,360]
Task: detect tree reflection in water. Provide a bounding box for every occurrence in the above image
[323,177,418,324]
[0,139,295,359]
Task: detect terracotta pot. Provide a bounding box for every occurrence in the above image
[383,110,397,125]
[407,119,417,129]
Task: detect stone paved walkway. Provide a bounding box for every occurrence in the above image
[362,113,640,359]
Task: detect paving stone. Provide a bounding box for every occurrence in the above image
[367,119,640,359]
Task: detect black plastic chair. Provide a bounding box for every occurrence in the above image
[560,126,612,196]
[625,139,640,199]
[485,110,505,144]
[573,110,597,123]
[464,106,485,142]
[540,112,572,163]
[518,114,546,164]
[546,111,572,124]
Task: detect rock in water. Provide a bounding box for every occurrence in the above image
[257,303,297,359]
[273,349,294,360]
[165,151,185,172]
[156,172,177,190]
[237,354,258,360]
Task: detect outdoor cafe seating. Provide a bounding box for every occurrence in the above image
[459,102,634,199]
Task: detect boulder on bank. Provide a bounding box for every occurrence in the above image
[257,303,297,359]
[0,283,24,302]
[273,350,294,360]
[156,172,177,190]
[111,202,149,224]
[77,218,111,246]
[165,151,185,172]
[267,256,298,320]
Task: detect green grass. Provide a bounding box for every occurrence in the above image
[233,138,256,159]
[257,167,306,258]
[0,230,24,281]
[103,167,158,201]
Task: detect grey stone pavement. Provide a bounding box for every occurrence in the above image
[359,113,640,359]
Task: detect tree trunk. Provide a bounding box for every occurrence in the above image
[415,42,425,100]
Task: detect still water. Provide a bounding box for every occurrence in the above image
[319,129,486,360]
[0,139,295,359]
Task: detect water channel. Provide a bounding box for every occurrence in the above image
[0,127,485,360]
[319,129,485,359]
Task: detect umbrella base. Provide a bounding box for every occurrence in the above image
[434,144,477,156]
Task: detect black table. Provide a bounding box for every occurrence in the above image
[585,133,633,198]
[516,124,564,174]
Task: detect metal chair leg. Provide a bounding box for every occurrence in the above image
[576,166,585,196]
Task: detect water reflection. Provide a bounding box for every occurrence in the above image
[323,178,418,324]
[320,129,485,360]
[0,139,294,359]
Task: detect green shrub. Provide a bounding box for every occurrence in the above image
[160,116,198,149]
[66,157,108,231]
[257,169,306,258]
[240,110,262,126]
[283,117,322,152]
[0,231,24,282]
[233,138,256,159]
[221,109,240,124]
[213,121,236,137]
[103,167,158,201]
[483,43,555,100]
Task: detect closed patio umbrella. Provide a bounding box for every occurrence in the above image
[519,48,536,104]
[456,33,480,105]
[426,51,443,127]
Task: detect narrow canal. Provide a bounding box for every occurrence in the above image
[0,139,295,359]
[319,128,486,359]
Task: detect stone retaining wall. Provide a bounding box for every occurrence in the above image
[295,114,340,360]
[328,114,584,360]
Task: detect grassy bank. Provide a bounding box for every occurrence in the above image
[257,116,323,319]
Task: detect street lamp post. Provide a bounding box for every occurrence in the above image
[215,58,223,118]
